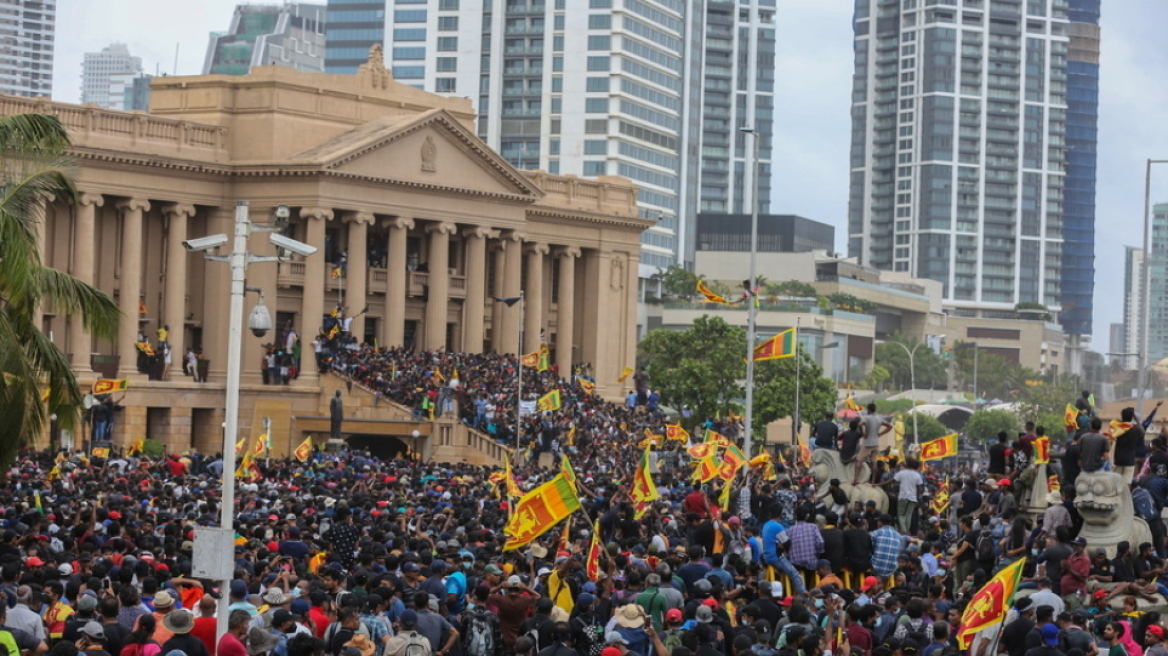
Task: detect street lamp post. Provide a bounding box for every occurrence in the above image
[888,340,923,445]
[492,293,524,458]
[188,201,316,644]
[741,125,761,461]
[1139,160,1168,418]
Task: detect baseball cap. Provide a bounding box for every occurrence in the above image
[816,559,832,570]
[1093,590,1109,600]
[863,575,879,591]
[507,575,523,588]
[1041,624,1060,647]
[696,606,714,623]
[1149,626,1166,640]
[399,610,418,628]
[601,649,622,656]
[665,609,682,623]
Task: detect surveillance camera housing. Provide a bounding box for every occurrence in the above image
[248,303,273,338]
[270,233,318,258]
[182,234,229,253]
[274,205,291,220]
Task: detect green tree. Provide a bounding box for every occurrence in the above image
[874,334,947,391]
[874,398,917,415]
[951,343,1040,400]
[653,265,698,298]
[0,114,120,466]
[861,365,890,392]
[764,280,817,299]
[753,351,837,443]
[826,292,875,313]
[903,413,949,444]
[963,409,1020,444]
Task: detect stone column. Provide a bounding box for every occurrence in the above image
[69,192,103,373]
[490,241,506,353]
[500,231,524,355]
[461,226,491,353]
[161,203,194,379]
[117,199,150,378]
[523,242,549,353]
[384,217,414,348]
[555,247,580,378]
[298,207,332,385]
[344,211,375,341]
[424,221,456,350]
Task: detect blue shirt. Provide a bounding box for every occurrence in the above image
[761,520,785,566]
[445,571,468,612]
[871,526,903,577]
[748,536,762,564]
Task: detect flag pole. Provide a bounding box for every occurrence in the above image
[742,126,761,462]
[517,290,525,462]
[793,318,801,446]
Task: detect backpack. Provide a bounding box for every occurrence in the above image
[462,609,498,656]
[976,529,997,561]
[402,632,431,656]
[572,615,605,656]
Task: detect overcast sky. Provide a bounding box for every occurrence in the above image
[51,0,1168,353]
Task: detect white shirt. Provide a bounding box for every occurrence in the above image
[894,469,923,502]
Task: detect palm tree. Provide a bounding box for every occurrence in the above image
[0,114,120,466]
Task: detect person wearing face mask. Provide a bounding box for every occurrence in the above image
[445,556,468,618]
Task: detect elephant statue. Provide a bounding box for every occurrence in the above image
[809,448,889,513]
[1074,469,1152,558]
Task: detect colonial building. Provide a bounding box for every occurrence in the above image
[13,48,648,458]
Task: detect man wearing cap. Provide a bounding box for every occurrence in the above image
[64,595,101,644]
[1145,624,1168,656]
[489,576,540,649]
[1061,538,1091,606]
[77,622,111,656]
[1022,622,1067,656]
[1001,598,1037,656]
[386,610,432,656]
[161,610,211,656]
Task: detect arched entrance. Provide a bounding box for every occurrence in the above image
[345,434,411,460]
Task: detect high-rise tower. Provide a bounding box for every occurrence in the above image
[0,0,55,98]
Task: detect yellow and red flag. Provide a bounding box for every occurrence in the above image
[504,459,522,498]
[753,328,796,361]
[521,351,540,368]
[665,423,689,442]
[696,279,732,304]
[538,348,550,372]
[1064,403,1080,431]
[93,379,128,394]
[504,474,582,551]
[537,389,562,412]
[931,477,951,515]
[129,437,145,456]
[957,558,1027,648]
[618,366,634,384]
[722,444,747,471]
[1048,475,1060,492]
[920,433,958,461]
[235,438,246,455]
[693,453,721,483]
[706,430,732,448]
[585,519,603,581]
[578,379,595,396]
[687,441,716,460]
[1107,420,1134,440]
[561,455,577,487]
[638,431,663,450]
[1033,437,1050,464]
[632,447,660,518]
[567,423,577,446]
[253,433,269,456]
[845,395,863,413]
[293,436,313,462]
[797,435,811,466]
[91,447,110,459]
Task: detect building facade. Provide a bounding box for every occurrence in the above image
[81,43,143,109]
[336,0,778,274]
[0,0,54,98]
[1058,0,1100,337]
[203,3,327,76]
[848,0,1072,317]
[1122,244,1144,370]
[7,52,646,454]
[695,213,835,255]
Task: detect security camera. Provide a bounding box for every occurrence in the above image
[270,233,318,258]
[248,302,272,338]
[183,234,229,253]
[274,205,290,220]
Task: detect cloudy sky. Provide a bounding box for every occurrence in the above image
[52,1,1168,352]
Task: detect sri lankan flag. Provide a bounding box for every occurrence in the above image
[618,366,634,384]
[504,474,582,551]
[578,379,595,396]
[235,438,246,455]
[753,328,796,361]
[521,350,540,368]
[665,423,689,442]
[693,453,721,483]
[504,459,522,497]
[293,436,313,462]
[706,430,732,448]
[253,433,270,456]
[92,447,110,459]
[720,444,747,481]
[920,433,958,461]
[1033,437,1050,464]
[1064,403,1081,431]
[537,390,562,412]
[687,441,716,460]
[631,446,660,518]
[128,437,145,456]
[696,279,732,304]
[845,395,863,413]
[567,423,577,446]
[585,519,603,581]
[561,455,577,487]
[957,558,1026,648]
[931,477,951,515]
[538,347,550,372]
[1108,420,1135,441]
[93,379,129,394]
[639,430,663,450]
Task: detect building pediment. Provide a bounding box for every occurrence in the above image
[291,109,544,200]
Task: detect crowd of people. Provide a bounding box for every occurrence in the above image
[8,350,1168,656]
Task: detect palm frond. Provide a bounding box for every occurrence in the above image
[0,113,72,158]
[36,267,121,341]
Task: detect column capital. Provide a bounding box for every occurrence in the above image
[462,226,496,240]
[555,245,582,259]
[78,191,105,208]
[386,216,415,231]
[524,242,550,256]
[425,221,457,236]
[299,206,334,222]
[116,198,151,213]
[344,210,377,226]
[501,230,526,243]
[161,202,196,218]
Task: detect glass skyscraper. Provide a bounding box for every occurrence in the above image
[848,0,1076,317]
[324,0,386,73]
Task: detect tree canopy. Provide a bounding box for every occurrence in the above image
[873,334,947,391]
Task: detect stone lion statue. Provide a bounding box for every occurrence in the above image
[809,448,889,513]
[1074,469,1152,558]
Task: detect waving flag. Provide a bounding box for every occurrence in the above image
[1034,437,1050,464]
[293,436,313,462]
[504,474,581,551]
[504,459,522,498]
[538,347,550,372]
[631,446,660,518]
[537,389,562,412]
[1108,420,1134,440]
[578,379,596,396]
[697,279,732,304]
[567,423,577,446]
[845,395,863,413]
[957,558,1027,648]
[618,366,634,384]
[93,379,129,394]
[693,453,721,483]
[521,351,540,368]
[585,519,603,581]
[1064,403,1080,431]
[753,328,796,361]
[561,455,577,486]
[665,423,689,442]
[687,441,716,460]
[920,433,958,461]
[931,477,951,515]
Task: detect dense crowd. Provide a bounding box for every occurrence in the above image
[7,352,1168,656]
